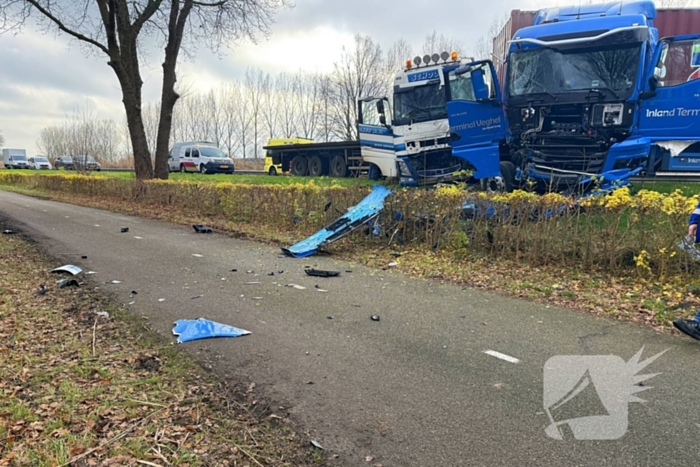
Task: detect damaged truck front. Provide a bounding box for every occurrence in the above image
[446,1,700,194]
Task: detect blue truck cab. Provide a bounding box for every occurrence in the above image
[446,1,700,193]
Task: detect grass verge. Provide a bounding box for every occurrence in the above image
[0,232,326,466]
[1,182,699,334]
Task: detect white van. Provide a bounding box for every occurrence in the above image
[168,141,234,174]
[2,149,28,169]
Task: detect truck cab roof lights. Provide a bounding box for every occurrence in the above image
[406,59,412,69]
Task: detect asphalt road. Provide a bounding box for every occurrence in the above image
[2,190,700,466]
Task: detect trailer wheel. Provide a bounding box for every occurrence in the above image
[269,166,278,176]
[308,156,324,177]
[329,155,347,178]
[291,156,308,176]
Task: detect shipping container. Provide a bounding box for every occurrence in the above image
[491,7,700,89]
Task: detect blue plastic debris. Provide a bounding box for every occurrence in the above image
[172,318,251,343]
[282,185,393,258]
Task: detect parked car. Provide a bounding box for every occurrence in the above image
[28,156,52,170]
[54,156,74,170]
[74,155,101,171]
[167,141,234,174]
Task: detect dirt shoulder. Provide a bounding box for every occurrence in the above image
[0,231,328,466]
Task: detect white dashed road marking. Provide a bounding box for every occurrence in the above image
[483,350,520,364]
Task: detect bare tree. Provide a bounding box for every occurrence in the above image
[421,31,465,57]
[0,130,4,149]
[474,14,510,61]
[0,0,289,179]
[297,72,324,140]
[261,72,279,141]
[245,68,266,158]
[331,34,388,141]
[219,83,242,157]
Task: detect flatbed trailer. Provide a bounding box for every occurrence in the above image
[263,141,367,178]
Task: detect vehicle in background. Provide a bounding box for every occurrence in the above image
[168,141,235,174]
[264,137,313,175]
[2,149,28,169]
[54,156,75,170]
[446,1,700,194]
[28,156,52,170]
[73,155,101,171]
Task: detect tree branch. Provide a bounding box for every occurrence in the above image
[24,0,109,55]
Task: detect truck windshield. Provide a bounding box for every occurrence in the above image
[393,83,447,124]
[11,155,26,161]
[200,147,226,158]
[509,43,641,97]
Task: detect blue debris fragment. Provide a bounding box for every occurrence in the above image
[282,185,393,258]
[172,318,251,343]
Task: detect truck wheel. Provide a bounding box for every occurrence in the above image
[180,164,186,173]
[269,166,278,176]
[329,155,347,178]
[368,163,381,180]
[481,161,515,193]
[291,156,308,176]
[308,156,324,177]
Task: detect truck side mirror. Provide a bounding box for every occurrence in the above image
[376,100,385,115]
[648,75,658,91]
[379,115,387,125]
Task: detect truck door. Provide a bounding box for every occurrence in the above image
[357,97,397,178]
[446,60,506,179]
[638,36,700,163]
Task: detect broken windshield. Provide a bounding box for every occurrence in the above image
[509,44,641,98]
[393,83,447,124]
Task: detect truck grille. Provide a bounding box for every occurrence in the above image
[528,135,606,174]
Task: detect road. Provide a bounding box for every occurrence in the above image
[2,190,699,466]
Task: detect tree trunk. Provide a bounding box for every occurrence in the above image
[115,68,153,180]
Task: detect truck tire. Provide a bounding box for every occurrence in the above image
[368,163,381,180]
[481,161,515,193]
[308,156,324,177]
[269,166,277,176]
[291,156,308,176]
[329,155,347,178]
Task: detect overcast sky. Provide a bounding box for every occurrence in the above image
[0,0,695,153]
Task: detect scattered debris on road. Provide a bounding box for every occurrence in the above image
[286,284,306,290]
[51,264,82,275]
[36,284,47,296]
[111,280,122,284]
[388,262,398,268]
[172,318,251,343]
[193,224,213,234]
[310,440,324,450]
[316,288,329,293]
[192,254,203,258]
[305,268,340,277]
[245,281,262,285]
[191,295,203,300]
[81,255,88,259]
[158,298,165,302]
[371,315,380,322]
[120,227,129,233]
[2,229,16,235]
[57,278,80,289]
[96,311,109,318]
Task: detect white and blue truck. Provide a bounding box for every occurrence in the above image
[264,52,478,186]
[445,1,700,194]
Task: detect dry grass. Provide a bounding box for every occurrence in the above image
[0,233,327,466]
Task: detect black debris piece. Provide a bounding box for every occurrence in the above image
[371,315,380,322]
[305,268,340,278]
[293,216,302,225]
[2,229,16,235]
[193,224,212,234]
[191,295,203,300]
[327,316,333,320]
[324,201,332,212]
[120,227,129,233]
[345,270,353,273]
[268,272,275,276]
[36,284,47,296]
[58,278,80,289]
[230,269,238,272]
[307,381,314,385]
[277,270,284,274]
[391,252,402,257]
[310,440,324,450]
[137,355,161,372]
[131,291,138,295]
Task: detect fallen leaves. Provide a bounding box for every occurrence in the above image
[0,234,324,466]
